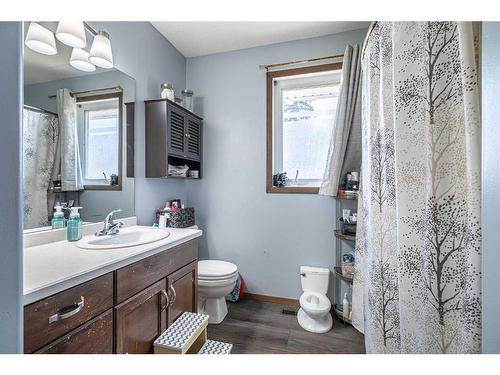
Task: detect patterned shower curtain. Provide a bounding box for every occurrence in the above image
[352,22,481,354]
[23,109,59,229]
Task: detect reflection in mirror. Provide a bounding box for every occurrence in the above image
[23,21,135,231]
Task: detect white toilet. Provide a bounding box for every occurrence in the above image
[197,260,238,324]
[297,266,333,333]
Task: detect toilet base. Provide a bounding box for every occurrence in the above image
[297,308,332,333]
[198,296,228,324]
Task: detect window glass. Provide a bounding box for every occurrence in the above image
[77,97,120,186]
[84,108,119,180]
[281,84,339,181]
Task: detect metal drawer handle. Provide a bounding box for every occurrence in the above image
[48,296,85,324]
[169,285,177,305]
[161,289,170,311]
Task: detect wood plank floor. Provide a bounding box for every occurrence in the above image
[207,299,365,354]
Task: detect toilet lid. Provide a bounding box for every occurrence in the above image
[198,260,238,278]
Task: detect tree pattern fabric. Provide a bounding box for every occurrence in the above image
[352,22,481,354]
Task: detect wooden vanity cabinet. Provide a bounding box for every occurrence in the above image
[24,239,198,354]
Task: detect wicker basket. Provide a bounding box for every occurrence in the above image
[156,208,195,228]
[342,261,355,278]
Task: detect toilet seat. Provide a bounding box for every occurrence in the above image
[300,291,331,314]
[198,274,238,288]
[198,272,238,282]
[198,260,238,280]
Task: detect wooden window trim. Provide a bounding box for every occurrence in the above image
[77,92,123,191]
[266,63,343,194]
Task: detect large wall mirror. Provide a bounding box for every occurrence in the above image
[23,22,135,231]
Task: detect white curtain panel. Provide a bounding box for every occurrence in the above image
[23,109,59,229]
[352,22,481,354]
[319,44,362,196]
[55,88,84,191]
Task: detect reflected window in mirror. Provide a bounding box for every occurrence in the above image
[77,92,123,190]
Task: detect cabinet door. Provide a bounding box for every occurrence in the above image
[115,279,168,354]
[167,261,198,326]
[185,115,202,161]
[167,104,187,158]
[36,310,113,354]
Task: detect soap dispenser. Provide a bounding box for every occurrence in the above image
[51,204,65,229]
[67,207,83,241]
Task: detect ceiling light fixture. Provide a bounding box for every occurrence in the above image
[70,48,96,72]
[89,31,113,69]
[56,21,87,48]
[25,22,57,55]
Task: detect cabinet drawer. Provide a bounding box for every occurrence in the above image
[35,309,113,354]
[24,273,113,353]
[115,239,197,304]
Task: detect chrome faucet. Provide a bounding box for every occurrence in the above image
[95,209,124,236]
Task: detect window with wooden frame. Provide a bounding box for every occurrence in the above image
[76,92,123,190]
[266,63,342,194]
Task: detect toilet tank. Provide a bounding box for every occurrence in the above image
[300,266,330,294]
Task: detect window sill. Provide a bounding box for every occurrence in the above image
[84,184,122,191]
[266,186,319,194]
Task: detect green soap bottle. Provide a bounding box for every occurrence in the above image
[51,204,65,229]
[67,207,83,241]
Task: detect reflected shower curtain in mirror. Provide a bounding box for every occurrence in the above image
[53,88,84,191]
[352,22,481,353]
[23,109,59,229]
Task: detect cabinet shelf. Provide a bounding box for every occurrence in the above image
[166,176,200,180]
[334,229,356,242]
[334,266,353,284]
[334,305,352,325]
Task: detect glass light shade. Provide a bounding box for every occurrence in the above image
[56,21,87,48]
[25,22,57,55]
[70,48,96,72]
[89,31,113,69]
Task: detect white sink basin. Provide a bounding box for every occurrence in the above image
[76,227,170,250]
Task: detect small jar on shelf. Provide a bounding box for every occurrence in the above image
[181,89,194,111]
[160,83,175,101]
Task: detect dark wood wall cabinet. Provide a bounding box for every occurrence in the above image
[24,239,198,354]
[145,99,202,179]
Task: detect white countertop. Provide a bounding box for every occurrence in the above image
[23,225,202,305]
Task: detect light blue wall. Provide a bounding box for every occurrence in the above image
[481,22,500,354]
[186,29,367,300]
[89,22,188,225]
[0,22,23,353]
[24,70,136,222]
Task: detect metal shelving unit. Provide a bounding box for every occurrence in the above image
[333,196,357,325]
[333,266,353,284]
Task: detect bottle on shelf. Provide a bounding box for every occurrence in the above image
[343,292,350,320]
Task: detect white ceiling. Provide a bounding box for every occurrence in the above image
[24,22,111,85]
[151,22,370,58]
